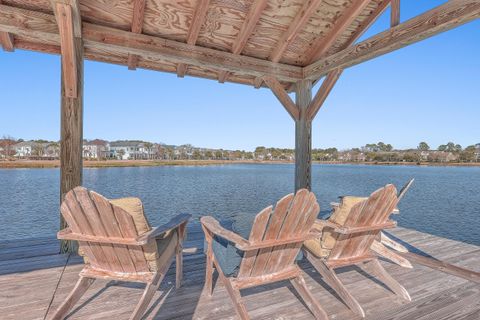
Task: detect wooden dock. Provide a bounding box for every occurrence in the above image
[1,225,479,320]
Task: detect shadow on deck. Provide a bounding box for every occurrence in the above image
[1,225,479,320]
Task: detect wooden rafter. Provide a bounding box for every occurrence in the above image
[263,76,299,120]
[304,0,480,80]
[306,0,372,64]
[218,0,268,83]
[0,0,13,51]
[306,69,342,120]
[54,2,78,98]
[250,0,323,88]
[177,0,210,78]
[0,5,302,82]
[288,0,390,94]
[270,0,323,63]
[391,0,400,27]
[289,0,391,113]
[127,0,146,70]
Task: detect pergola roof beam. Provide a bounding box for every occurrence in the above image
[306,0,372,64]
[127,0,146,70]
[177,0,211,77]
[0,4,302,83]
[295,0,391,113]
[252,0,323,88]
[218,0,269,83]
[304,0,480,80]
[270,0,323,63]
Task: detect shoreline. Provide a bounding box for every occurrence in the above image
[1,159,480,169]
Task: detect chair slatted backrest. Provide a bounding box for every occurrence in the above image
[237,189,320,278]
[61,187,150,273]
[328,184,399,262]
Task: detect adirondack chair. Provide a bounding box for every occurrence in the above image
[201,189,328,320]
[303,184,410,318]
[51,186,191,320]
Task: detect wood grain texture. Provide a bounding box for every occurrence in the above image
[127,0,146,70]
[269,0,324,63]
[1,0,475,91]
[295,80,312,191]
[303,184,410,317]
[0,29,13,50]
[2,224,480,319]
[286,0,390,92]
[55,2,77,98]
[201,190,324,319]
[399,251,480,283]
[306,68,343,120]
[305,0,480,80]
[177,0,210,77]
[391,0,400,27]
[59,34,83,253]
[306,0,372,64]
[50,276,95,320]
[0,0,14,52]
[304,249,365,317]
[263,76,299,120]
[54,186,190,319]
[0,4,303,82]
[218,0,268,83]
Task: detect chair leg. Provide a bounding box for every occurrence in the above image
[221,276,250,320]
[371,240,413,269]
[290,274,329,320]
[306,252,365,318]
[204,237,214,297]
[176,242,183,289]
[360,259,411,301]
[50,276,94,320]
[129,273,165,320]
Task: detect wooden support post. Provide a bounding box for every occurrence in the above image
[295,80,312,191]
[59,36,83,253]
[55,1,83,253]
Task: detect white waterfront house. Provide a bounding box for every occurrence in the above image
[83,139,110,159]
[14,141,35,158]
[110,141,154,160]
[14,141,58,159]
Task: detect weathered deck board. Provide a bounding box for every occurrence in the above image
[0,224,479,320]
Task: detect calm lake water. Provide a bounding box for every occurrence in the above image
[0,164,479,246]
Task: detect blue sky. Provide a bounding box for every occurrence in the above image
[0,1,479,151]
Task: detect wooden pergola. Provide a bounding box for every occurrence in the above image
[0,0,478,252]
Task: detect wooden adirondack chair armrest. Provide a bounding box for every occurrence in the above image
[58,227,74,240]
[334,220,397,235]
[200,216,250,250]
[314,219,397,235]
[137,213,191,245]
[57,227,141,245]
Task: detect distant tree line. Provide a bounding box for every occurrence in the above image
[1,135,479,163]
[253,141,480,163]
